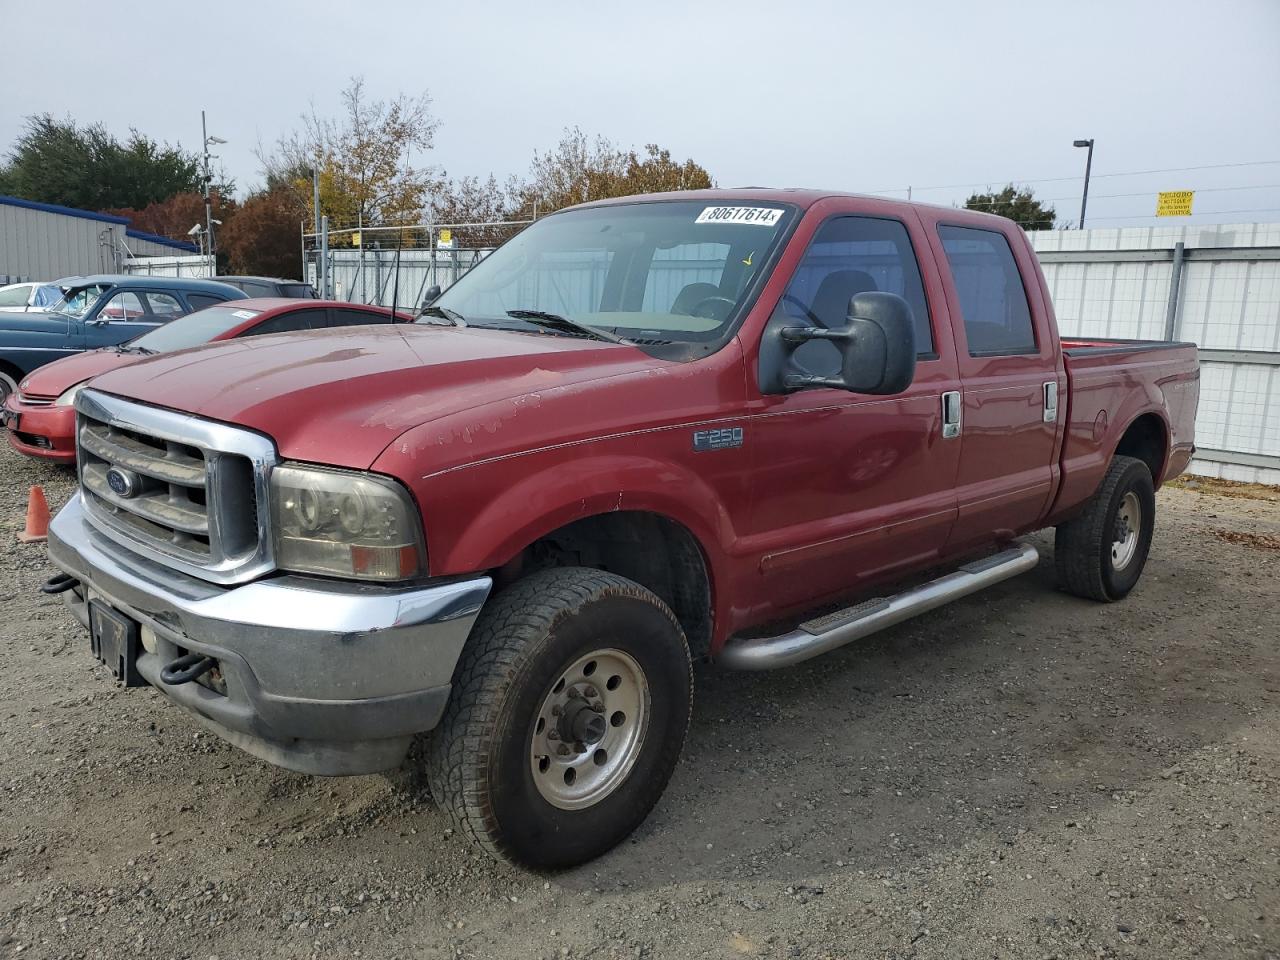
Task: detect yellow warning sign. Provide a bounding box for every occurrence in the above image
[438,228,454,249]
[351,231,361,247]
[1156,191,1194,217]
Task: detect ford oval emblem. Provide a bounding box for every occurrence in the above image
[105,467,136,499]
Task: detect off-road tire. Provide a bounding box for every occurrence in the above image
[1055,455,1156,602]
[424,567,693,868]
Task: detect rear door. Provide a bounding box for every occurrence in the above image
[744,201,963,611]
[928,220,1063,549]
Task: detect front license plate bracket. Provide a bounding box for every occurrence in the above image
[88,599,146,687]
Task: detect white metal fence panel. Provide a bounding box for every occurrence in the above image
[123,255,212,278]
[1031,222,1280,484]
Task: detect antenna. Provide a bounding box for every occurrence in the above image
[389,220,404,320]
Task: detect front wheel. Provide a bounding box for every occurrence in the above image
[425,567,693,868]
[1054,455,1156,601]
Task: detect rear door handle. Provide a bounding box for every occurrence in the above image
[1043,381,1059,423]
[941,391,961,438]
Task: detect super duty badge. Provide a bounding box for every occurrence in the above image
[692,426,744,452]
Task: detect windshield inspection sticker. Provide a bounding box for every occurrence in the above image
[231,309,258,320]
[695,206,784,227]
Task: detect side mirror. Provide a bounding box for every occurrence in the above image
[86,316,109,327]
[760,291,916,395]
[420,285,442,311]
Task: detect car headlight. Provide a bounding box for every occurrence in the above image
[270,464,426,581]
[55,382,88,406]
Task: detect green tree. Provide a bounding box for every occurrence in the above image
[1,114,211,211]
[964,184,1058,230]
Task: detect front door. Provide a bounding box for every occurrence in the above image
[742,207,962,618]
[83,290,186,348]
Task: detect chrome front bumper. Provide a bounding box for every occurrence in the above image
[48,494,491,775]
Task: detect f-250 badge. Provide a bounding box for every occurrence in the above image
[692,426,744,451]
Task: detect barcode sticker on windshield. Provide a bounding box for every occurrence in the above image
[695,206,784,227]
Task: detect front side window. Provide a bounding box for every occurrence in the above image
[99,291,146,321]
[433,200,797,354]
[50,283,111,319]
[145,292,186,322]
[937,225,1037,357]
[0,285,31,307]
[771,216,934,378]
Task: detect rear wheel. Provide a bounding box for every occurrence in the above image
[425,567,693,868]
[1055,455,1156,601]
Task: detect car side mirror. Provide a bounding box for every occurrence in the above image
[759,291,916,395]
[86,316,108,327]
[420,285,442,311]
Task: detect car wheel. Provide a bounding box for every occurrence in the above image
[425,566,693,868]
[0,370,17,406]
[1054,455,1156,602]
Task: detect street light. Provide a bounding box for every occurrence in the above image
[201,111,225,275]
[1073,138,1095,230]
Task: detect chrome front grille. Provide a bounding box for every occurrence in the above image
[75,390,277,584]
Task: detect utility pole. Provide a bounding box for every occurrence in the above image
[312,165,322,292]
[1073,138,1095,229]
[201,111,226,275]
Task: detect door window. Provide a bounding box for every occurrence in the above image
[185,293,226,311]
[330,308,394,327]
[98,291,147,321]
[937,225,1037,356]
[0,285,30,307]
[773,216,934,377]
[145,292,186,322]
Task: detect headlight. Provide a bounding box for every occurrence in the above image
[270,464,426,581]
[55,382,88,406]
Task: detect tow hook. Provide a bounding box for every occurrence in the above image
[160,653,217,685]
[40,572,80,595]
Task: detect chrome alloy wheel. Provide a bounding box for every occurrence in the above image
[530,648,650,811]
[1111,491,1141,571]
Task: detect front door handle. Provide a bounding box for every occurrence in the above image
[941,391,961,439]
[1043,381,1059,423]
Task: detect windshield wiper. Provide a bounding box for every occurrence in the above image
[116,344,156,355]
[506,309,629,345]
[419,305,467,327]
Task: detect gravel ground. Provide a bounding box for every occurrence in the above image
[1,443,1277,960]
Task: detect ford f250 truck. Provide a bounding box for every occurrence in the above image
[44,190,1199,868]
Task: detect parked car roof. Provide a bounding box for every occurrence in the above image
[215,276,318,298]
[56,274,248,295]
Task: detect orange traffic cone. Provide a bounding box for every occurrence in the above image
[18,485,50,543]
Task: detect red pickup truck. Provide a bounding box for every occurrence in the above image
[44,190,1199,868]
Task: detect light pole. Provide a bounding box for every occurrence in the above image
[201,111,226,275]
[1073,138,1095,230]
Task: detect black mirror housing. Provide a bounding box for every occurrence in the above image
[759,291,916,395]
[420,284,442,311]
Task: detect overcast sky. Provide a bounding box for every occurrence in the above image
[4,0,1279,227]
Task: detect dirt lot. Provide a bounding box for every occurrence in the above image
[2,445,1277,960]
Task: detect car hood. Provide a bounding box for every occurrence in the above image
[19,349,140,397]
[86,324,667,468]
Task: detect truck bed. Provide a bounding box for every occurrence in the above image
[1051,337,1200,519]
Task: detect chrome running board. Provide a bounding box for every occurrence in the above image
[718,542,1040,671]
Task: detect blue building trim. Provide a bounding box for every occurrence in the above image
[126,228,199,253]
[0,193,131,225]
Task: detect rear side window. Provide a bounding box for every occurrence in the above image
[776,216,934,357]
[185,293,226,311]
[330,308,394,327]
[145,292,185,322]
[0,285,30,306]
[245,308,330,336]
[937,225,1037,357]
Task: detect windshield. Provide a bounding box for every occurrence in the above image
[432,200,797,354]
[129,305,262,352]
[50,283,111,319]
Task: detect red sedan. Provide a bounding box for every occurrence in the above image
[3,298,411,463]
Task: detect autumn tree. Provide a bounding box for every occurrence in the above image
[513,127,714,217]
[220,188,305,279]
[0,114,216,211]
[427,174,525,247]
[259,77,440,234]
[106,191,238,245]
[964,184,1058,230]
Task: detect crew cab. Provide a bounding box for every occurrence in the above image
[43,190,1199,868]
[4,299,411,463]
[0,275,246,404]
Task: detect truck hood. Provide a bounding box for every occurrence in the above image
[19,349,139,396]
[87,324,665,468]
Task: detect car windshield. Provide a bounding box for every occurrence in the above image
[431,200,797,352]
[129,305,263,352]
[49,283,111,319]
